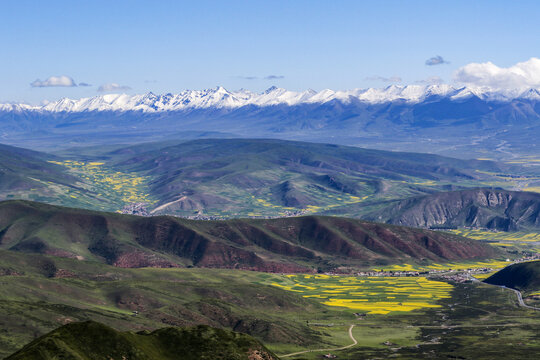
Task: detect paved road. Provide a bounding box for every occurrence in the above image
[502,286,540,311]
[280,324,357,358]
[472,274,540,310]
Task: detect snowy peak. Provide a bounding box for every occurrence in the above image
[3,85,540,113]
[520,88,540,100]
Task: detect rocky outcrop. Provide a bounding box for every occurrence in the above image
[365,188,540,231]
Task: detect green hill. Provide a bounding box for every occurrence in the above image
[0,250,324,358]
[105,138,511,217]
[2,138,530,218]
[0,200,501,271]
[484,260,540,293]
[5,321,279,360]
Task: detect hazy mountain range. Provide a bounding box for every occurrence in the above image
[2,85,540,157]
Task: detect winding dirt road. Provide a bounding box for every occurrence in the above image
[280,324,357,358]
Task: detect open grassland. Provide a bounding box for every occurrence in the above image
[270,275,453,315]
[279,281,540,359]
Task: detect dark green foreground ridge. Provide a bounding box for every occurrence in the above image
[484,260,540,293]
[6,321,279,360]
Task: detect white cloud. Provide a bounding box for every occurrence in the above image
[97,83,132,92]
[454,57,540,89]
[31,75,77,87]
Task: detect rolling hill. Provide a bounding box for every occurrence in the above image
[484,260,540,293]
[0,250,326,358]
[2,138,526,218]
[5,321,279,360]
[0,200,501,271]
[364,188,540,231]
[95,138,515,217]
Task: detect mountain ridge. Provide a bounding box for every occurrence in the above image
[0,200,501,271]
[3,85,540,113]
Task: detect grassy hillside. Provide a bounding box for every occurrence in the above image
[0,143,76,195]
[0,250,330,358]
[2,138,535,218]
[0,142,157,212]
[52,138,523,217]
[364,188,540,231]
[1,250,539,359]
[484,260,540,293]
[0,200,501,271]
[5,321,279,360]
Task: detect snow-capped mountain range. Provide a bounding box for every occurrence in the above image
[2,85,540,113]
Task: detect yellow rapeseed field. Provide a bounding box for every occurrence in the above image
[48,160,154,204]
[271,274,453,315]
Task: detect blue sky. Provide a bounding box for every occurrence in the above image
[1,0,540,103]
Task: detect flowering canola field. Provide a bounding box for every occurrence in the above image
[448,229,540,250]
[48,160,155,208]
[271,274,453,314]
[371,259,512,272]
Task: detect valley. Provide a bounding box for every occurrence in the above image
[1,138,540,359]
[0,249,539,359]
[4,3,540,359]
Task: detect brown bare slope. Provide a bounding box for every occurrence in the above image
[0,200,500,271]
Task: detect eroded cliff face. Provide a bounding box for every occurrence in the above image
[368,189,540,231]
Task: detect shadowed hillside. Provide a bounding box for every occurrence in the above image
[364,188,540,231]
[6,321,279,360]
[0,200,500,271]
[484,260,540,293]
[0,143,77,195]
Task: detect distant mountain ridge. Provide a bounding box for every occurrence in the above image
[0,143,77,194]
[3,85,540,113]
[5,85,540,113]
[106,138,509,216]
[2,85,540,157]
